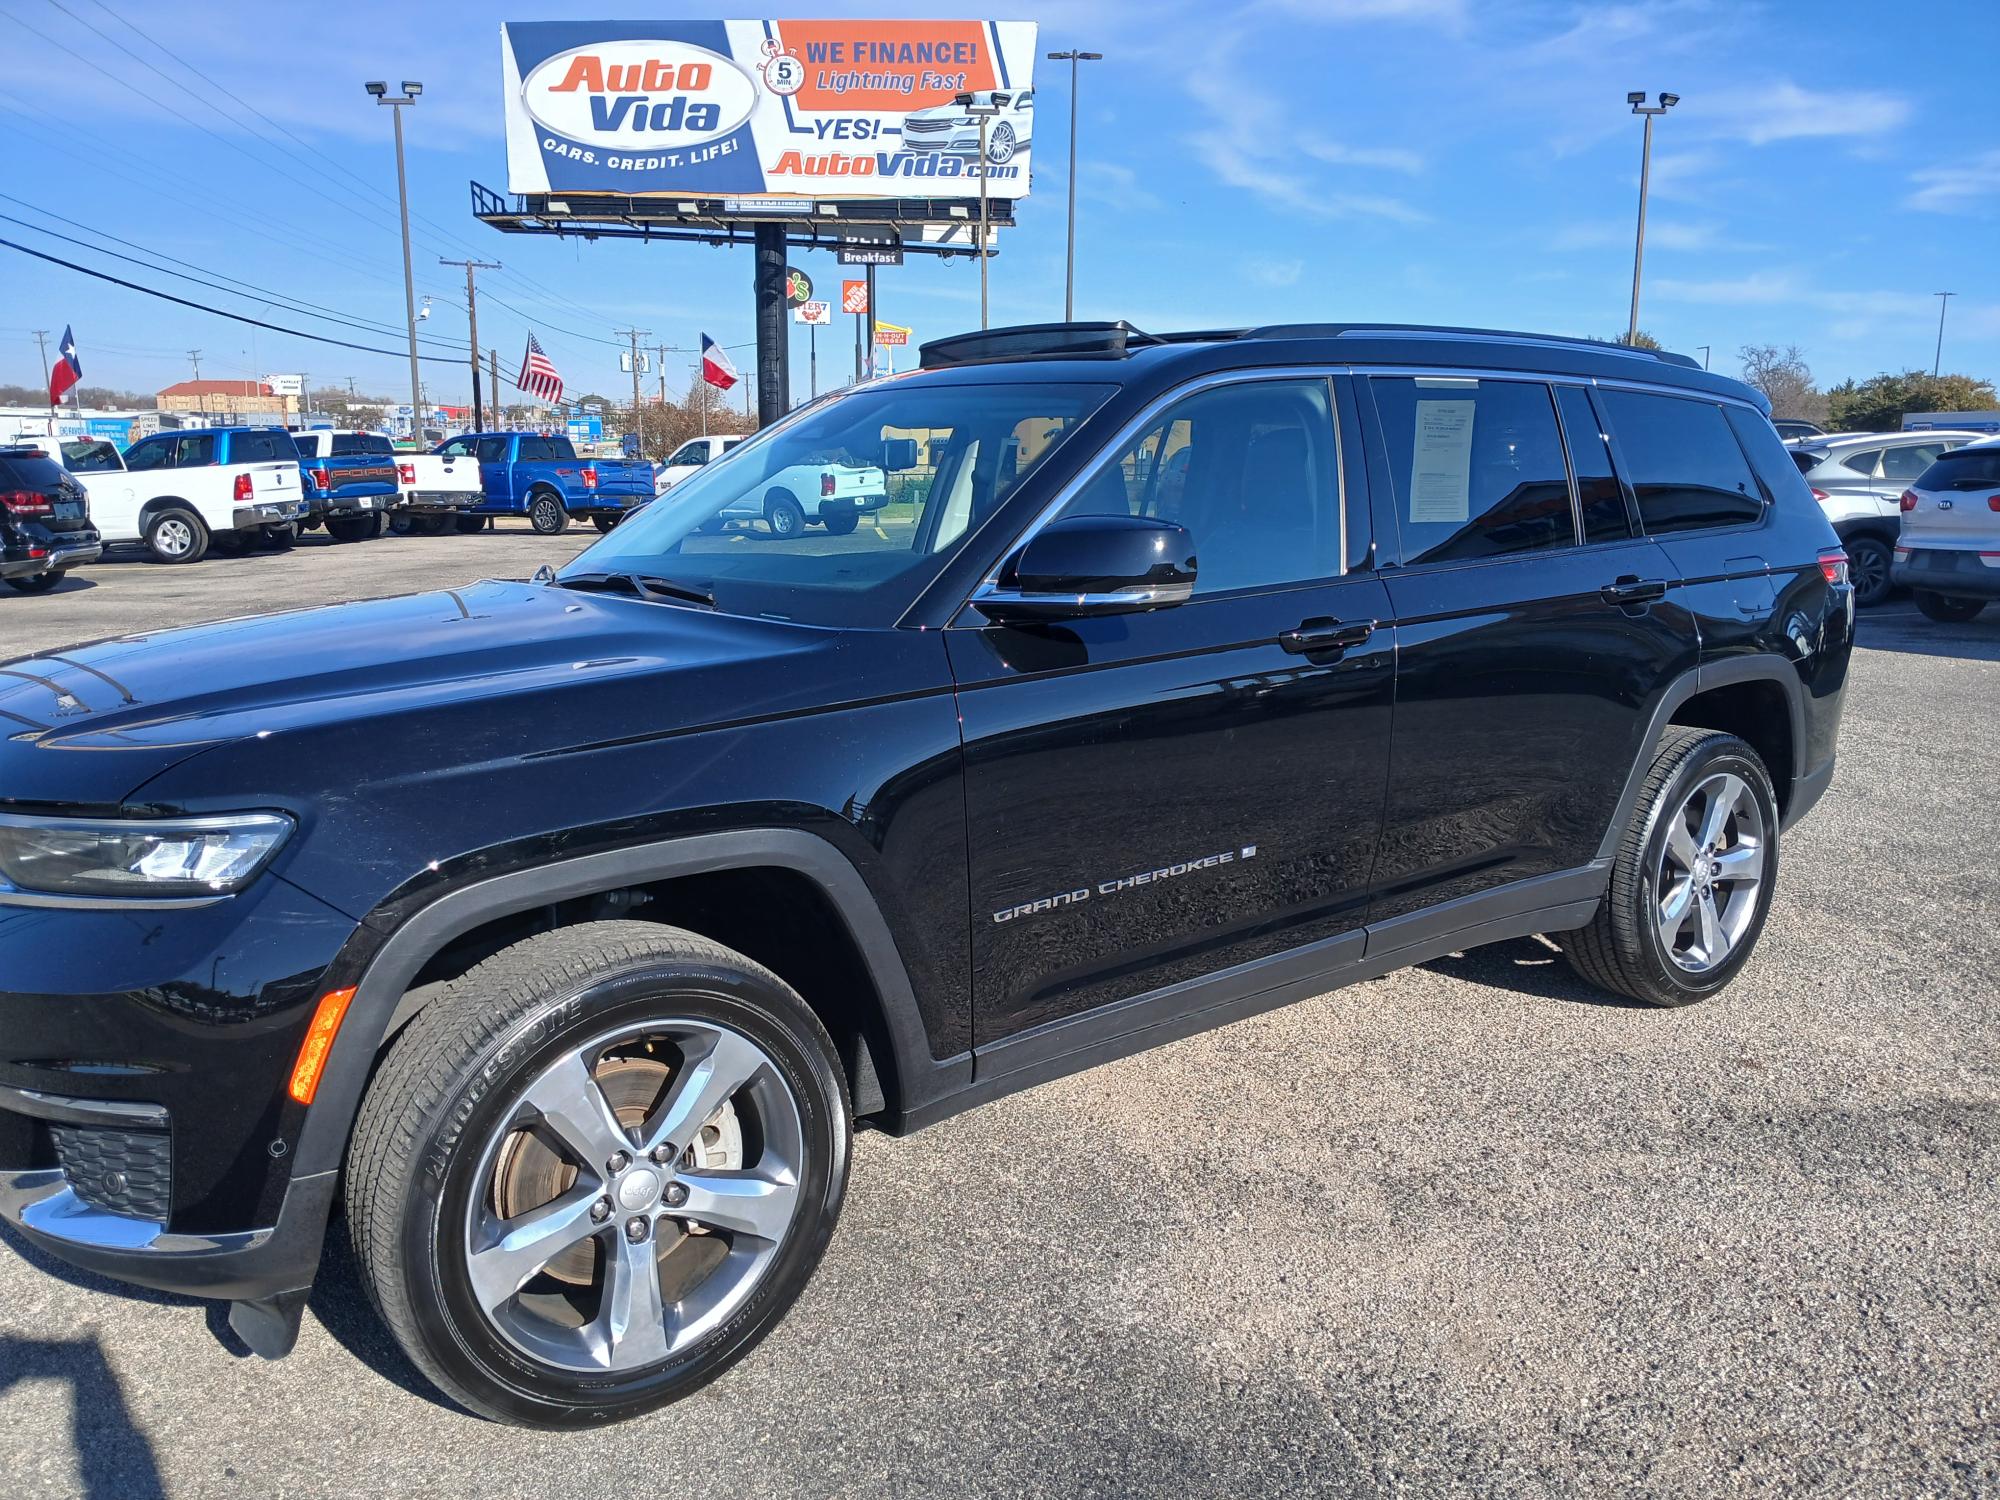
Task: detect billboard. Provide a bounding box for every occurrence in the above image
[263,373,304,397]
[501,20,1038,201]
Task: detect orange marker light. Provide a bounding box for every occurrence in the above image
[289,986,357,1105]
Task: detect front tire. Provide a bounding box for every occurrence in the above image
[346,921,851,1428]
[1563,727,1778,1007]
[1843,535,1892,608]
[529,492,569,535]
[1914,591,1985,623]
[144,507,207,564]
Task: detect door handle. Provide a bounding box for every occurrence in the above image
[1278,617,1376,655]
[1599,576,1667,605]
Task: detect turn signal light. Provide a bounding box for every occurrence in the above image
[288,986,357,1105]
[234,472,254,502]
[0,489,53,516]
[1900,489,1919,512]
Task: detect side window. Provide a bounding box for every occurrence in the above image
[1725,406,1818,508]
[1838,448,1883,477]
[235,432,284,463]
[174,434,215,467]
[438,437,477,459]
[1881,444,1941,482]
[1370,376,1574,565]
[1555,386,1630,544]
[516,436,554,462]
[125,437,171,471]
[1053,379,1340,595]
[1600,390,1763,533]
[548,437,578,460]
[669,442,708,467]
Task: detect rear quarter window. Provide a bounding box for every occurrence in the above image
[1599,390,1765,533]
[1725,406,1817,511]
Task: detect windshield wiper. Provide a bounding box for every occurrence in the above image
[553,571,716,609]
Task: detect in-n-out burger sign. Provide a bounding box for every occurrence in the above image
[523,40,756,145]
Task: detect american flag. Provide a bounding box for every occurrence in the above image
[516,333,564,405]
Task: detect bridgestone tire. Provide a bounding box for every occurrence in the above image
[345,920,851,1428]
[1562,727,1779,1007]
[1914,591,1985,624]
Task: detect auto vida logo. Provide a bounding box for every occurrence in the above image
[523,40,757,146]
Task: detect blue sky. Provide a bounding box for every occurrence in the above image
[3,0,1997,409]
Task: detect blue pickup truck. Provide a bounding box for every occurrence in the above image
[448,432,655,534]
[289,429,400,542]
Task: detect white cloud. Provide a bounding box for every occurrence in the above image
[1302,140,1425,174]
[1548,220,1758,253]
[1245,256,1306,288]
[1703,81,1910,145]
[1650,276,1993,334]
[1906,150,2000,213]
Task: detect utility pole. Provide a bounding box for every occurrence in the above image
[1933,292,1955,377]
[1624,90,1679,345]
[298,370,311,426]
[1046,49,1102,321]
[32,329,53,435]
[187,349,203,380]
[441,257,501,431]
[616,328,652,452]
[656,342,669,411]
[489,348,502,428]
[366,81,425,439]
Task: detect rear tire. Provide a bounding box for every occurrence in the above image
[1843,535,1892,608]
[455,514,491,534]
[1563,727,1778,1008]
[1914,591,1985,623]
[346,920,851,1429]
[529,492,569,535]
[5,570,64,594]
[414,514,452,537]
[388,511,415,536]
[764,491,804,539]
[259,523,298,550]
[326,514,375,544]
[592,514,619,533]
[144,507,207,564]
[820,508,859,536]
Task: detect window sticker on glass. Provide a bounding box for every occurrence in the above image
[1409,398,1476,523]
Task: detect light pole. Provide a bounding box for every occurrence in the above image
[956,92,1001,329]
[1696,345,1710,370]
[1046,50,1102,322]
[1625,90,1679,346]
[366,80,424,437]
[1933,292,1955,377]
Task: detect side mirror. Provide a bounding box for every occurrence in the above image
[975,514,1197,621]
[881,436,919,472]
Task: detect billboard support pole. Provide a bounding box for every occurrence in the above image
[809,322,817,399]
[865,262,878,380]
[753,222,790,427]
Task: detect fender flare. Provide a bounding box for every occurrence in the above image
[1594,653,1808,864]
[289,828,968,1182]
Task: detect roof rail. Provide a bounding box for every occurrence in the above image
[919,321,1162,368]
[1243,323,1703,369]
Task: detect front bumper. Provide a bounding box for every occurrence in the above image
[1891,546,2000,600]
[1,536,102,578]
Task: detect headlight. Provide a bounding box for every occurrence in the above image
[0,811,294,901]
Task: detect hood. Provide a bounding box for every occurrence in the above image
[0,580,833,807]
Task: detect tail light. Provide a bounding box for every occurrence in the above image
[397,463,415,484]
[1818,549,1849,586]
[0,489,53,516]
[234,472,254,502]
[1899,489,1918,512]
[821,472,836,496]
[1809,486,1830,502]
[1989,494,2000,513]
[311,467,331,490]
[581,466,598,490]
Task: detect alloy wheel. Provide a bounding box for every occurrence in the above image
[156,518,194,557]
[462,1019,803,1374]
[1656,771,1767,973]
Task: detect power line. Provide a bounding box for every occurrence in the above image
[0,235,470,363]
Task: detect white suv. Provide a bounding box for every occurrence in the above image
[1789,431,1983,606]
[1893,437,2000,622]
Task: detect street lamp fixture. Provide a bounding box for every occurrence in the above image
[954,91,1002,329]
[1046,49,1104,322]
[366,81,425,435]
[1625,89,1679,346]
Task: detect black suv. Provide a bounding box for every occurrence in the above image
[0,443,101,593]
[0,324,1851,1427]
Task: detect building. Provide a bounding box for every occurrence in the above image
[156,380,300,420]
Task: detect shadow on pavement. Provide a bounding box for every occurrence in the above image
[1420,934,1654,1009]
[305,1214,465,1415]
[0,1330,167,1500]
[1853,608,2000,663]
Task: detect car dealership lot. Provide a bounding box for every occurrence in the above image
[2,542,1996,1498]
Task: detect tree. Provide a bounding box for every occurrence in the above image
[1826,370,1999,433]
[1620,329,1663,350]
[1739,345,1828,425]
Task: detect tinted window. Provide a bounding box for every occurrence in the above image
[0,453,67,489]
[1555,385,1629,544]
[173,434,215,467]
[124,437,172,471]
[1916,447,2000,490]
[517,436,557,462]
[289,433,318,458]
[1838,448,1882,477]
[1725,405,1817,510]
[1371,376,1574,564]
[1789,449,1820,475]
[332,433,392,456]
[60,440,122,472]
[1881,443,1943,481]
[476,436,512,465]
[548,436,577,460]
[1601,390,1762,533]
[229,431,288,463]
[1054,379,1340,594]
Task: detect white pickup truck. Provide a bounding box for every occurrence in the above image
[656,434,745,494]
[711,459,889,537]
[65,428,304,563]
[391,436,487,535]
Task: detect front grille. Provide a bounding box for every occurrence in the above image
[902,118,954,135]
[49,1123,172,1221]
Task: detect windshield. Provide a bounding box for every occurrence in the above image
[561,379,1114,625]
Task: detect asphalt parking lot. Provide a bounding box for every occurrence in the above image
[2,532,1997,1498]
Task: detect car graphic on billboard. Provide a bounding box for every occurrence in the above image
[899,89,1032,163]
[501,19,1038,201]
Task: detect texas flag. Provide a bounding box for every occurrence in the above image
[48,325,82,405]
[700,333,737,392]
